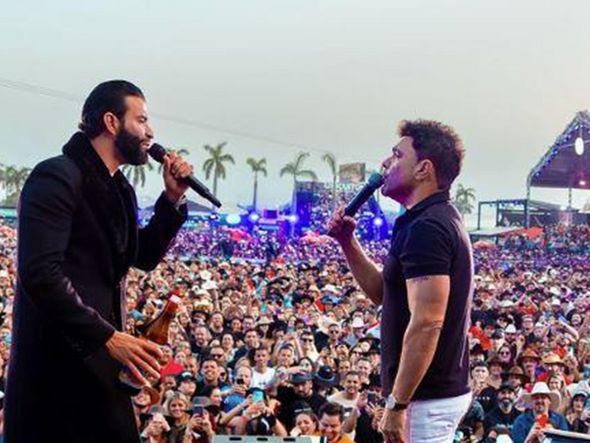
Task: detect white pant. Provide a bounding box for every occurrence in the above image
[405,392,472,443]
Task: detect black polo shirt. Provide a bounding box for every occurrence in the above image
[381,191,473,400]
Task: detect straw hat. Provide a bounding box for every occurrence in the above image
[503,365,528,382]
[521,382,560,410]
[517,348,540,365]
[542,353,566,367]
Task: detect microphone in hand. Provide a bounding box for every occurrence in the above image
[344,172,384,217]
[148,143,222,208]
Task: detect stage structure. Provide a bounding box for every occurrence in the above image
[526,110,590,226]
[476,111,590,229]
[475,199,563,230]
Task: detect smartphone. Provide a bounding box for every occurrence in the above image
[252,390,264,403]
[585,397,590,411]
[583,364,590,379]
[236,377,245,386]
[367,392,378,405]
[192,405,204,417]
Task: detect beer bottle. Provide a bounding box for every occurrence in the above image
[139,295,181,344]
[119,294,181,403]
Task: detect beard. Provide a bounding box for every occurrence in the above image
[115,125,148,166]
[499,398,513,410]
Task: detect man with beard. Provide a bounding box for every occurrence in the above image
[276,372,327,431]
[5,80,192,442]
[483,383,521,434]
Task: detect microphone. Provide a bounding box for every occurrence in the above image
[148,143,222,208]
[344,172,384,217]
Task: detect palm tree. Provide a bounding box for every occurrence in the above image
[121,161,154,188]
[453,184,476,215]
[280,152,318,210]
[0,163,6,199]
[322,153,338,211]
[202,142,234,199]
[246,157,267,211]
[3,165,31,206]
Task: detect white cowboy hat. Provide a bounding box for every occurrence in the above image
[521,382,560,410]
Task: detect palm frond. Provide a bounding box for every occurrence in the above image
[294,152,310,170]
[322,153,337,176]
[280,164,296,177]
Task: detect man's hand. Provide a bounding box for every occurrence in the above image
[105,331,163,385]
[162,151,193,204]
[327,206,357,245]
[525,422,545,443]
[232,384,247,396]
[379,408,406,443]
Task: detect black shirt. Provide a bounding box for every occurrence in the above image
[381,191,473,400]
[483,406,521,433]
[276,386,326,431]
[476,386,497,414]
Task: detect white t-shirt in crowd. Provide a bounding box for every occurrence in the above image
[251,366,276,390]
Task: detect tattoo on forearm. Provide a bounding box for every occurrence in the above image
[413,276,431,283]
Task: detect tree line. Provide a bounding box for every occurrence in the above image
[1,146,476,216]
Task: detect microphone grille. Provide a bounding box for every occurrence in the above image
[367,172,384,188]
[148,143,167,163]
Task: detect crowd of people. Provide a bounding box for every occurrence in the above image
[1,211,590,442]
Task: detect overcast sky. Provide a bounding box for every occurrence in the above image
[2,0,590,225]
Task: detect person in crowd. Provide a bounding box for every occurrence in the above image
[251,346,276,390]
[511,382,569,443]
[166,392,192,443]
[318,402,355,443]
[483,382,521,434]
[140,409,171,443]
[290,411,320,437]
[275,372,327,431]
[564,388,590,433]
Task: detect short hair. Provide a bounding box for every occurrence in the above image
[79,80,144,139]
[254,346,270,355]
[398,119,464,190]
[200,356,218,368]
[344,370,361,380]
[319,402,344,422]
[244,328,261,338]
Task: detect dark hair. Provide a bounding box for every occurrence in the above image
[254,346,270,355]
[344,370,361,380]
[398,119,464,190]
[79,80,144,139]
[319,402,344,422]
[200,356,218,367]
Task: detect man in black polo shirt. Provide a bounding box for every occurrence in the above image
[329,119,472,442]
